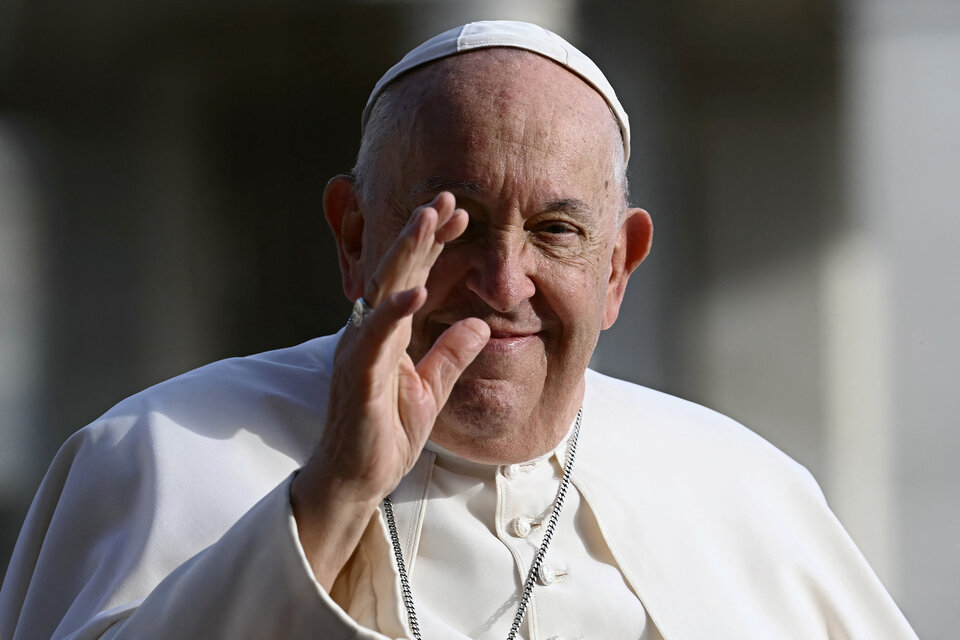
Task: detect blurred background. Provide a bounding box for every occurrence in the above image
[0,0,957,636]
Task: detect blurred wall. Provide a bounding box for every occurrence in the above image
[839,0,960,631]
[1,0,957,636]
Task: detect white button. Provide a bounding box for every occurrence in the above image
[537,565,569,586]
[508,516,533,538]
[502,463,523,478]
[537,565,557,585]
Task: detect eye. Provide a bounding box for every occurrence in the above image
[535,221,578,236]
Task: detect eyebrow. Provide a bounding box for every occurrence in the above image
[542,197,593,217]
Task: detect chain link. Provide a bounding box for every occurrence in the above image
[384,408,583,640]
[382,495,422,640]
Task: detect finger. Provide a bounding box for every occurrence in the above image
[405,200,467,279]
[423,207,468,269]
[365,202,440,306]
[414,318,491,407]
[435,207,469,244]
[345,287,427,370]
[430,191,457,224]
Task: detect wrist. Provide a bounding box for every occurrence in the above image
[290,468,385,589]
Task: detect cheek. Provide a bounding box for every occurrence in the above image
[541,262,609,330]
[549,237,613,300]
[560,259,616,346]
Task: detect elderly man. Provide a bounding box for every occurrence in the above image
[1,20,915,640]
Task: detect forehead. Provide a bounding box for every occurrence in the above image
[382,50,620,204]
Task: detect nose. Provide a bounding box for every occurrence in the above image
[464,238,536,313]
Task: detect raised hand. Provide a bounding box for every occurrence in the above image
[291,189,490,588]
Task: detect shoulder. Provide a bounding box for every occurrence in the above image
[575,372,916,639]
[113,331,340,422]
[48,332,343,532]
[580,368,819,501]
[26,332,341,578]
[1,335,343,639]
[84,332,341,459]
[578,369,827,583]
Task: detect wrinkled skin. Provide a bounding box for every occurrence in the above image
[291,50,652,588]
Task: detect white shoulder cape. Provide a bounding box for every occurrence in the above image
[0,333,916,639]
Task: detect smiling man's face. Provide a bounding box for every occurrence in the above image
[357,50,648,463]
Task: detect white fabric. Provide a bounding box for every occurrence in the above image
[361,20,631,162]
[0,332,917,639]
[407,429,658,639]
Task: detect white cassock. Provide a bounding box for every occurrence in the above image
[0,332,917,639]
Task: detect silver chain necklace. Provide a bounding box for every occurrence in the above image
[382,408,583,640]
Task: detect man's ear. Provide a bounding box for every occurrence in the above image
[603,208,653,329]
[324,175,366,301]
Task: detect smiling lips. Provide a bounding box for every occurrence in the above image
[481,328,540,353]
[426,318,543,353]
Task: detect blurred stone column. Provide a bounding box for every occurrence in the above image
[0,125,46,559]
[834,0,960,634]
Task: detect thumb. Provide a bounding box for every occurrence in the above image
[415,318,490,408]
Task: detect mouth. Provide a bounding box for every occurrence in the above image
[481,328,541,353]
[423,316,544,355]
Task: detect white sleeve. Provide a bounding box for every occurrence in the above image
[99,480,400,640]
[0,423,408,640]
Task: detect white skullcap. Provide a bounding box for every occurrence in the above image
[361,20,631,162]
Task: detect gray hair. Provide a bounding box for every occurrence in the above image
[351,81,404,208]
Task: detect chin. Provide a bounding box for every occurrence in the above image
[443,378,520,434]
[433,378,559,463]
[432,380,520,458]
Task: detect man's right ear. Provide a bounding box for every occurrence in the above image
[323,175,365,300]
